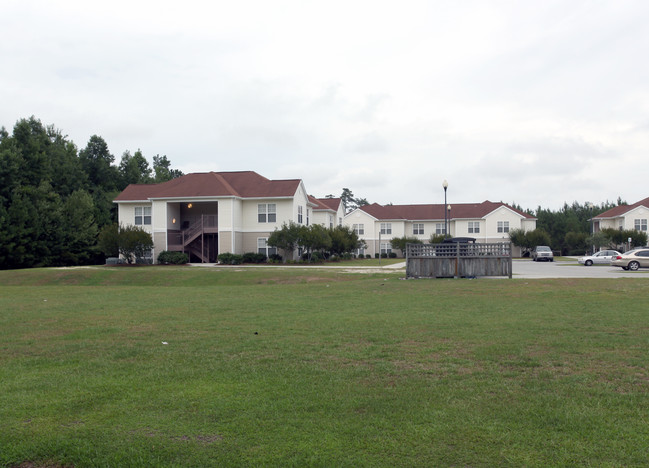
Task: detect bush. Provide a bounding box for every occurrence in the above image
[269,253,283,262]
[342,253,352,260]
[157,251,189,264]
[381,253,388,258]
[366,254,372,259]
[310,251,323,263]
[242,252,267,264]
[218,253,243,265]
[329,255,341,262]
[375,253,380,259]
[388,252,397,258]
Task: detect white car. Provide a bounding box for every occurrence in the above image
[578,250,622,266]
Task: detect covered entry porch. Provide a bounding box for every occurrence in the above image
[166,201,219,263]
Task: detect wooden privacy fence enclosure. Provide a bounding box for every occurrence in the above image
[406,242,513,278]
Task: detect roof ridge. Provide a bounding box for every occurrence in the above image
[210,172,241,197]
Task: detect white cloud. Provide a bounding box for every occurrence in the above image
[2,0,649,209]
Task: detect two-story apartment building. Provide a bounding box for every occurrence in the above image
[308,196,345,228]
[592,197,649,238]
[344,201,536,257]
[114,171,316,262]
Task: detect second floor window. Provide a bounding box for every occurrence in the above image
[635,219,647,231]
[497,221,510,233]
[353,224,364,235]
[380,223,392,235]
[135,206,151,225]
[413,223,424,235]
[298,206,303,224]
[258,204,276,223]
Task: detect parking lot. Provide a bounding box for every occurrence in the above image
[512,258,649,279]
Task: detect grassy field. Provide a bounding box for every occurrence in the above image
[1,266,649,467]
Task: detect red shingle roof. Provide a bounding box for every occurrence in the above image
[358,201,535,220]
[593,197,649,219]
[114,171,301,201]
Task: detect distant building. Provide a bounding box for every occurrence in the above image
[344,201,536,257]
[592,197,649,238]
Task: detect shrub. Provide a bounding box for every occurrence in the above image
[242,252,267,264]
[329,255,341,262]
[388,252,397,258]
[310,251,323,263]
[269,253,283,262]
[157,251,189,264]
[381,253,388,258]
[342,253,353,260]
[375,253,380,259]
[218,253,243,265]
[366,254,372,259]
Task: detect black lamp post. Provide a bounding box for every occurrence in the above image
[442,180,448,238]
[447,204,451,238]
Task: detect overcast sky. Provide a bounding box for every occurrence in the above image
[2,0,648,210]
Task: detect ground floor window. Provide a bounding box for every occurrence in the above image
[380,243,392,255]
[257,238,277,257]
[435,223,446,234]
[355,247,365,257]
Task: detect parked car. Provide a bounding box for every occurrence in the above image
[611,248,649,271]
[532,246,554,262]
[578,250,622,266]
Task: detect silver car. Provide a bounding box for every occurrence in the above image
[532,246,553,262]
[578,250,621,266]
[611,248,649,271]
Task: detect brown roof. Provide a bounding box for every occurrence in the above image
[114,171,301,201]
[358,201,535,221]
[309,196,342,211]
[593,197,649,219]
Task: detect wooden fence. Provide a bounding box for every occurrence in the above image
[406,242,512,279]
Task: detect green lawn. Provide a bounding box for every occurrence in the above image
[1,267,648,467]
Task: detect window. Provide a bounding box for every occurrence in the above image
[306,209,310,226]
[497,221,509,233]
[634,219,647,231]
[435,223,446,235]
[258,204,276,223]
[413,223,424,235]
[355,247,365,257]
[257,238,277,257]
[468,221,480,234]
[298,205,303,224]
[619,220,624,231]
[380,223,392,235]
[329,215,333,228]
[353,224,365,235]
[338,217,342,226]
[380,243,392,254]
[134,206,151,225]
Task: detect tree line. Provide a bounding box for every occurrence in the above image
[0,116,183,269]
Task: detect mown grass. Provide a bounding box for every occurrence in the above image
[1,267,648,467]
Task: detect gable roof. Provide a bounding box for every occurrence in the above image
[593,197,649,219]
[308,196,342,212]
[357,201,535,221]
[114,171,302,201]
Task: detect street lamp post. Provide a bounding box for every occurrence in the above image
[447,204,451,238]
[443,180,448,238]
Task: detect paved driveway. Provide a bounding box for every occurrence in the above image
[512,259,649,279]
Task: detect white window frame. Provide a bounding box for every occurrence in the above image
[634,219,647,232]
[468,221,480,234]
[413,223,424,235]
[258,203,277,223]
[497,221,510,233]
[257,237,277,257]
[435,223,446,235]
[380,223,392,235]
[353,223,365,235]
[380,242,392,254]
[134,206,151,226]
[298,205,303,224]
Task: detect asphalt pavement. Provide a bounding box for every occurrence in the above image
[512,259,649,279]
